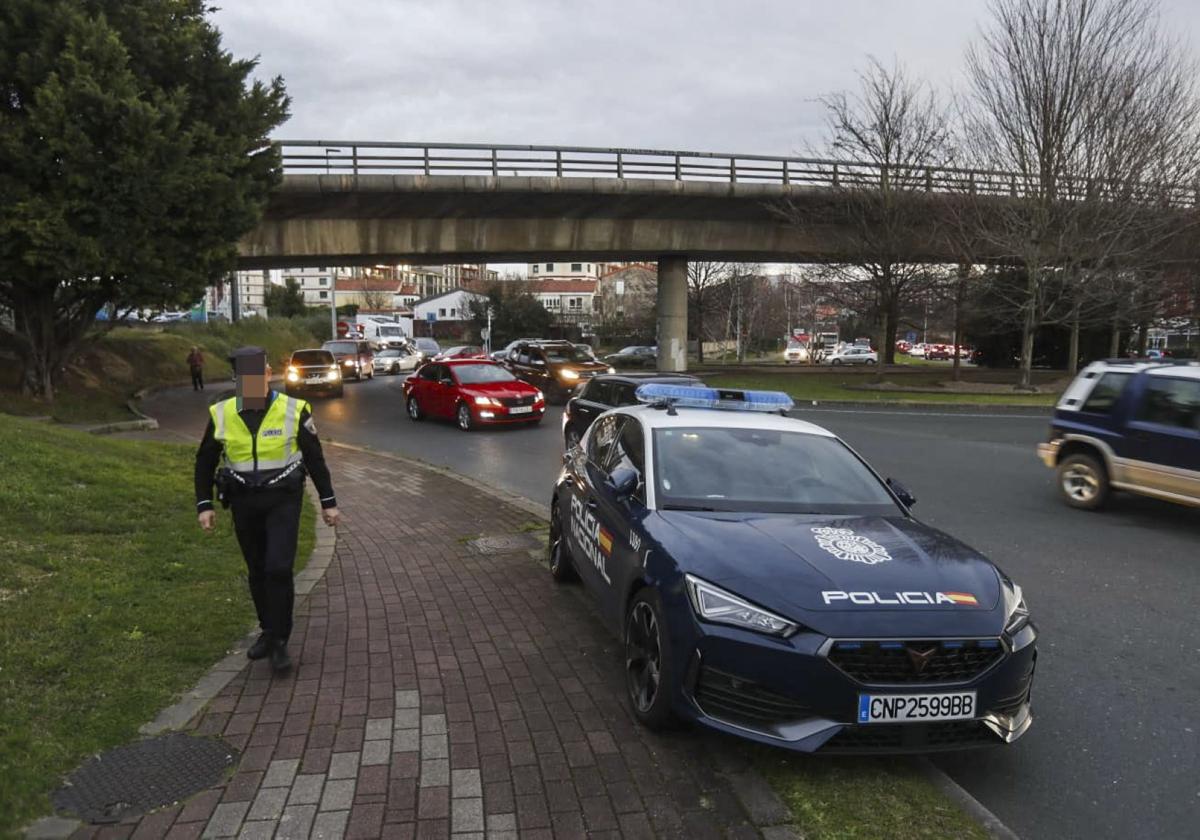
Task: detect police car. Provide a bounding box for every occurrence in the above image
[548,384,1037,753]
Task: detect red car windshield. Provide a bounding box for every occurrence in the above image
[454,364,517,385]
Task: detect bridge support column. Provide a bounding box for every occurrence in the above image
[656,256,688,372]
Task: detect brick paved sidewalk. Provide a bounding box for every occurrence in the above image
[80,446,771,840]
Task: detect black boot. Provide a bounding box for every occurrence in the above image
[269,639,292,672]
[246,633,271,660]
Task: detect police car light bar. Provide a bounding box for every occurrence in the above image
[634,383,794,413]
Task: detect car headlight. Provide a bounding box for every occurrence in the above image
[473,395,499,406]
[1003,583,1030,636]
[535,390,544,403]
[286,366,299,383]
[326,370,339,381]
[559,369,580,381]
[343,359,355,367]
[685,574,799,637]
[607,366,616,374]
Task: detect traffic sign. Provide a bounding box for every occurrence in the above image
[426,312,437,323]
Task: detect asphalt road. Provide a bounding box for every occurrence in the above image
[146,376,1200,840]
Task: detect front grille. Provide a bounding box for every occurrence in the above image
[694,667,810,728]
[821,720,999,754]
[499,395,535,408]
[827,639,1004,685]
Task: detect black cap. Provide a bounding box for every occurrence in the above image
[228,345,267,374]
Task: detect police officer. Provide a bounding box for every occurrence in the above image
[194,346,340,672]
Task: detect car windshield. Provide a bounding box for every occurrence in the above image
[292,351,333,366]
[377,349,402,358]
[619,346,643,354]
[378,326,405,336]
[323,341,357,354]
[542,345,594,362]
[416,339,440,352]
[453,363,516,384]
[652,427,900,515]
[787,339,804,349]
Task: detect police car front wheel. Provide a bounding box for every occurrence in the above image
[625,589,677,729]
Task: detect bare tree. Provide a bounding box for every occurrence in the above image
[961,0,1200,386]
[687,262,730,363]
[780,58,953,368]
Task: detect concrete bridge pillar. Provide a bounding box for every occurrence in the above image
[656,256,688,371]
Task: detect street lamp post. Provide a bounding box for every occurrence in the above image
[329,270,338,339]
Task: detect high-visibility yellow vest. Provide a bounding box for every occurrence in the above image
[209,392,309,473]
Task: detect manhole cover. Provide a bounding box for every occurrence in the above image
[467,533,542,554]
[52,733,238,823]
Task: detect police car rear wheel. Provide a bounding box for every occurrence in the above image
[625,590,676,729]
[548,503,578,582]
[406,396,424,421]
[1058,453,1108,510]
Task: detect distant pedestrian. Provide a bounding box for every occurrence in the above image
[187,346,205,391]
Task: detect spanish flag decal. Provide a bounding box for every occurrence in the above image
[597,527,614,556]
[945,592,979,606]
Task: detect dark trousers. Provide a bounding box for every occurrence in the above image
[230,489,303,642]
[190,367,204,390]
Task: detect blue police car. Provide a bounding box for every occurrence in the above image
[549,384,1037,753]
[1038,360,1200,510]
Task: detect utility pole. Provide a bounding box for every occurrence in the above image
[329,269,338,339]
[230,271,241,323]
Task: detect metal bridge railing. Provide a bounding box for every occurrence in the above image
[273,140,1199,207]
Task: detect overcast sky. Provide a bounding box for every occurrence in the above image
[213,0,1200,156]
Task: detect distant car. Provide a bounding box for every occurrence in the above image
[372,347,421,376]
[435,345,488,361]
[412,337,441,361]
[604,346,658,369]
[504,341,613,404]
[151,311,189,323]
[284,349,343,398]
[783,340,810,364]
[321,339,374,381]
[927,344,954,361]
[828,347,878,365]
[490,338,543,362]
[909,343,928,358]
[562,372,703,450]
[403,359,546,431]
[575,343,596,358]
[896,340,913,355]
[1038,359,1200,510]
[1144,349,1171,360]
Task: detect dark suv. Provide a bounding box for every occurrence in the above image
[1038,360,1200,509]
[562,372,702,449]
[284,349,344,398]
[321,339,374,382]
[503,341,611,404]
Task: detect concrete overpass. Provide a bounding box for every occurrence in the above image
[238,141,1200,370]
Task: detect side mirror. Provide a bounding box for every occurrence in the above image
[606,466,639,499]
[887,478,917,508]
[532,359,546,367]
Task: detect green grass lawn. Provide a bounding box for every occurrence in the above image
[0,415,315,835]
[705,371,1060,406]
[1,318,324,424]
[757,751,987,839]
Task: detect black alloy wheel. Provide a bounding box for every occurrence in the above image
[624,589,676,729]
[406,396,423,421]
[548,502,578,582]
[456,401,474,432]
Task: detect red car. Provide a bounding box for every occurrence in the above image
[403,359,546,431]
[434,345,488,361]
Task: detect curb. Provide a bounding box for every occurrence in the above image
[919,759,1021,840]
[22,487,336,840]
[324,439,552,522]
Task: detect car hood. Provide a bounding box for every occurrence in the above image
[552,360,609,372]
[649,511,1002,620]
[460,381,538,399]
